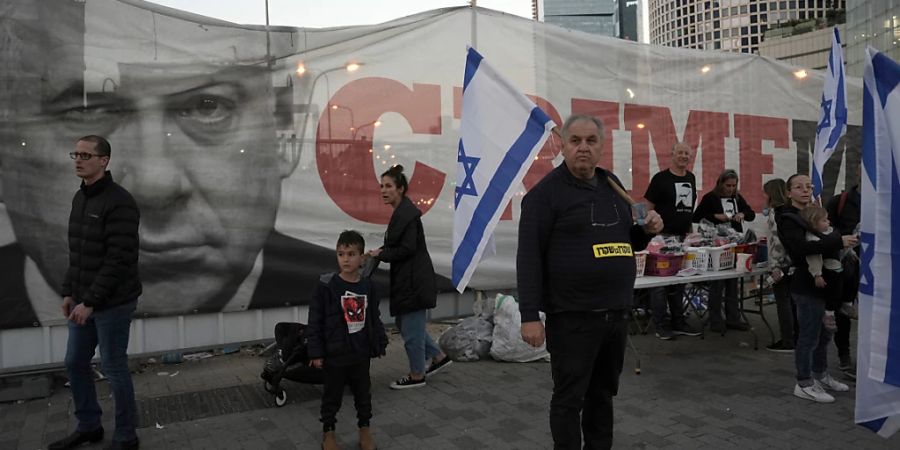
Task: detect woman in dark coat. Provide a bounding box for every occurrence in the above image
[368,165,451,389]
[777,174,856,403]
[693,169,756,333]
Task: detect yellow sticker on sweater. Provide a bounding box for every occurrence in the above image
[592,243,633,258]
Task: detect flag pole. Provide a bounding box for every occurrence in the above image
[470,1,477,50]
[550,126,636,206]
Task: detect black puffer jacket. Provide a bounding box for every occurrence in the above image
[61,171,142,310]
[377,196,437,316]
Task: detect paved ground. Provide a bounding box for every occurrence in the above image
[2,305,899,449]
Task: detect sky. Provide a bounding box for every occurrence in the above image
[146,0,533,28]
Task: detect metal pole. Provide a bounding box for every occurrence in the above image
[470,0,477,50]
[265,0,272,69]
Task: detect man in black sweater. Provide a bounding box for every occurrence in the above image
[517,115,662,450]
[50,136,141,450]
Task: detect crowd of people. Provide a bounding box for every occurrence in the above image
[513,114,861,448]
[49,116,860,450]
[638,140,860,402]
[637,142,861,407]
[49,139,452,450]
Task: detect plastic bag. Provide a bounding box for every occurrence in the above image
[490,294,550,363]
[438,315,494,362]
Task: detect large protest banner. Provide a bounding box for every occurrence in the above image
[0,0,863,368]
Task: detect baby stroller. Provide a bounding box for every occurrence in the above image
[260,322,324,407]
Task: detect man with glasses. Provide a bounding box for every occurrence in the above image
[517,114,663,449]
[49,135,140,450]
[0,0,341,329]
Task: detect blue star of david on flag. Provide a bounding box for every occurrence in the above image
[817,97,832,134]
[855,46,900,438]
[451,47,555,293]
[811,27,846,199]
[455,142,480,207]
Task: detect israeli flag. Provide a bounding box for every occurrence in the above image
[855,47,900,438]
[812,27,848,199]
[451,47,555,292]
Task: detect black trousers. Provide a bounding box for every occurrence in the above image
[545,310,628,450]
[835,260,859,358]
[320,358,372,431]
[650,285,686,327]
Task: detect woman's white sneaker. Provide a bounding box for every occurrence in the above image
[793,383,835,403]
[815,373,850,392]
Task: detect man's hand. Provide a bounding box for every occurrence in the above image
[62,296,75,318]
[771,268,783,283]
[842,234,859,248]
[642,210,663,234]
[310,358,323,369]
[68,303,94,326]
[733,212,745,223]
[521,321,545,348]
[367,248,382,258]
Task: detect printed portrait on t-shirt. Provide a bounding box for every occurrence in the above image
[341,292,367,334]
[721,198,737,218]
[675,182,694,211]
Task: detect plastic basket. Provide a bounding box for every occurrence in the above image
[683,248,710,271]
[707,245,736,271]
[645,253,685,276]
[635,251,648,277]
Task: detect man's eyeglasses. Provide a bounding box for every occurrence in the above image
[590,201,621,227]
[69,152,104,161]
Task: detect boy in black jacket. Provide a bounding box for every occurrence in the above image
[307,230,388,450]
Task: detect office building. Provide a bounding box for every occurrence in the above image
[845,0,899,77]
[649,0,846,54]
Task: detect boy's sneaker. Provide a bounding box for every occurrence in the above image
[765,340,794,353]
[793,383,835,403]
[359,426,376,450]
[389,375,426,390]
[322,431,339,450]
[425,357,453,378]
[672,322,702,337]
[815,373,850,392]
[655,327,675,340]
[822,314,838,332]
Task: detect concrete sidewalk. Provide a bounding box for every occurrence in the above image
[1,314,898,449]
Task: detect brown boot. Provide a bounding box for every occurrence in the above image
[322,430,340,450]
[358,426,377,450]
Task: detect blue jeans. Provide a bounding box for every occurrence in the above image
[793,293,831,385]
[395,309,442,376]
[66,300,138,442]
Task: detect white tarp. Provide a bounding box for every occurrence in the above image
[0,0,863,332]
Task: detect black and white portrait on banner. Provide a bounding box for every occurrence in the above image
[0,0,384,329]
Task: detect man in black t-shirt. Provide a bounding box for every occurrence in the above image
[643,142,702,340]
